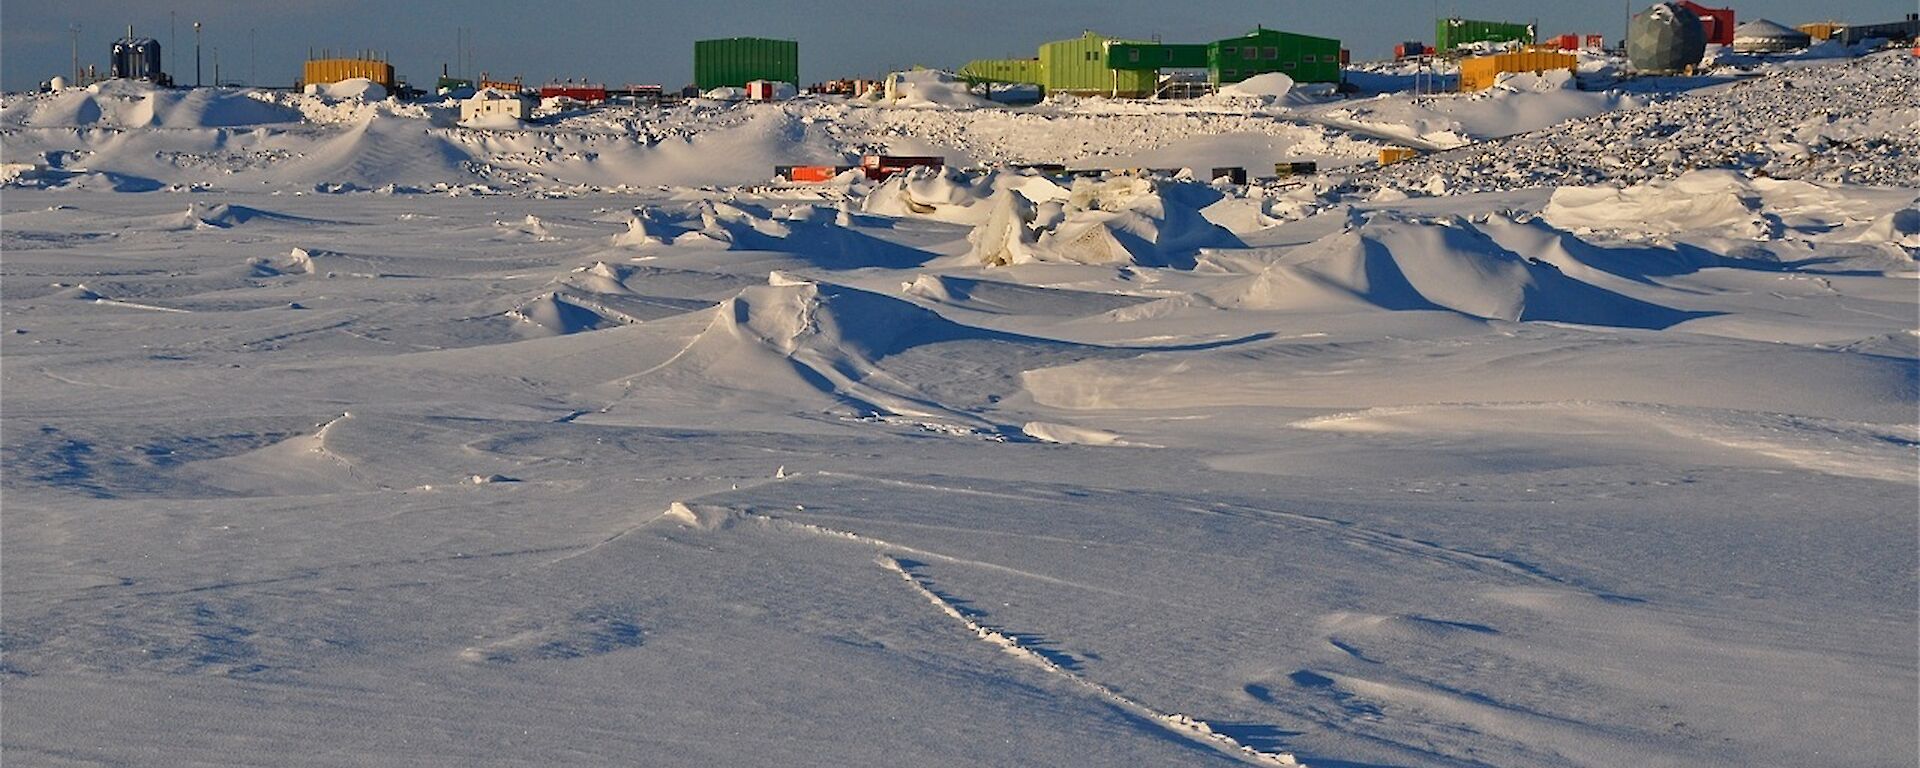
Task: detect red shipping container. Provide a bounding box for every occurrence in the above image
[787,166,840,183]
[1586,34,1606,50]
[1554,34,1580,51]
[1677,1,1736,46]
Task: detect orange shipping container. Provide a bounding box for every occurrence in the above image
[1457,51,1577,92]
[1380,147,1420,165]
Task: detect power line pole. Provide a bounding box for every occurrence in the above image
[194,22,202,87]
[70,24,80,84]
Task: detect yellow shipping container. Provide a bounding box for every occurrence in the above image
[1458,51,1578,92]
[1380,147,1420,165]
[1799,22,1843,41]
[303,58,395,89]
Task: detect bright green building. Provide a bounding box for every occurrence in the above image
[960,27,1342,97]
[961,31,1156,98]
[1208,27,1342,85]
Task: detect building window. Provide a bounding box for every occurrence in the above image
[1283,61,1297,70]
[1224,69,1237,78]
[1302,54,1316,63]
[1129,50,1140,62]
[1263,47,1278,59]
[1164,50,1173,62]
[1222,47,1237,56]
[1086,51,1096,61]
[1243,47,1257,60]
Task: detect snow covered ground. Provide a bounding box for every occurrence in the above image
[3,52,1915,767]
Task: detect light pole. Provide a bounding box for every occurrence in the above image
[70,24,80,84]
[194,22,202,87]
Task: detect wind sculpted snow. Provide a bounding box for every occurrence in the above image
[3,52,1916,768]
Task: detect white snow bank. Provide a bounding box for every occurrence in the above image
[862,167,1069,225]
[876,70,994,110]
[18,86,303,128]
[1179,211,1702,328]
[304,78,388,102]
[966,175,1239,268]
[1543,170,1915,240]
[1218,73,1295,98]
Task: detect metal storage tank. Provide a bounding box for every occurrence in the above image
[1732,20,1812,53]
[1039,32,1156,97]
[1436,18,1537,51]
[1628,3,1707,74]
[694,37,798,91]
[1208,27,1342,84]
[111,35,165,82]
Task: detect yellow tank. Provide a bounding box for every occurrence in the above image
[302,58,395,89]
[1458,51,1578,92]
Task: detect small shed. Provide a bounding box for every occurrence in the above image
[461,89,534,122]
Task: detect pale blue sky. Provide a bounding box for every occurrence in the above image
[4,0,1913,91]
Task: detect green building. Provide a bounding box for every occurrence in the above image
[1435,18,1537,51]
[1040,32,1159,96]
[1208,27,1342,84]
[1106,42,1210,70]
[960,27,1342,97]
[961,31,1156,98]
[957,57,1045,87]
[694,37,798,90]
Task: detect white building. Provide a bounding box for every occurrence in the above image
[460,89,534,123]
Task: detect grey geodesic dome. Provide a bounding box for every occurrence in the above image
[1629,3,1708,74]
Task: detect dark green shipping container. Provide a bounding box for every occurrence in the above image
[1435,18,1536,51]
[694,37,799,91]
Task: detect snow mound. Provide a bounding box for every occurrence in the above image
[23,86,303,128]
[877,70,995,109]
[249,247,318,277]
[705,272,971,359]
[1022,421,1152,447]
[1192,212,1705,328]
[304,78,388,101]
[1219,73,1295,98]
[506,292,647,335]
[968,176,1239,268]
[613,272,1023,425]
[862,168,1069,225]
[619,201,934,268]
[902,274,1150,317]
